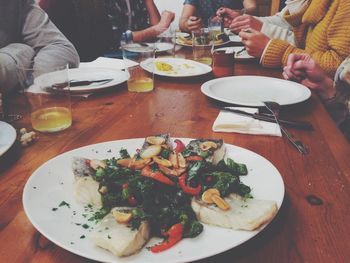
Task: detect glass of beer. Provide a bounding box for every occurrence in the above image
[122,44,155,92]
[17,65,72,133]
[192,28,213,65]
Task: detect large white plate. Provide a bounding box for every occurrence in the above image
[35,68,128,94]
[23,138,284,263]
[141,58,212,77]
[214,47,254,60]
[201,76,311,106]
[0,121,16,157]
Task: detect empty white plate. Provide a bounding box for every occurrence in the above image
[201,76,311,106]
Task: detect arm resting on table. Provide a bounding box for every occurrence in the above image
[21,1,79,72]
[0,43,35,93]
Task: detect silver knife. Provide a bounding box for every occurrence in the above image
[70,78,113,87]
[222,107,314,130]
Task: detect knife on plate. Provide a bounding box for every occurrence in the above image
[69,78,113,87]
[221,107,314,131]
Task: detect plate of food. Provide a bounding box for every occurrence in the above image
[141,58,212,77]
[23,135,284,263]
[214,47,255,60]
[34,68,128,94]
[176,33,231,47]
[0,121,16,157]
[201,76,312,107]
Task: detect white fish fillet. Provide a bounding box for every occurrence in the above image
[74,176,102,208]
[191,194,278,231]
[90,212,150,257]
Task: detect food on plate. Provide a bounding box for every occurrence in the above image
[72,157,103,207]
[176,34,226,46]
[90,209,150,257]
[71,136,277,257]
[181,139,225,165]
[153,60,200,76]
[191,193,278,231]
[155,61,173,72]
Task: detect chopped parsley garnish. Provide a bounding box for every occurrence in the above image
[82,224,90,229]
[58,201,70,208]
[80,235,85,239]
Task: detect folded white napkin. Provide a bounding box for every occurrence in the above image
[213,107,282,137]
[79,57,138,70]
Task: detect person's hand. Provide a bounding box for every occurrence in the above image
[230,15,262,34]
[155,11,175,32]
[239,29,270,58]
[186,16,203,31]
[283,54,335,99]
[216,7,242,28]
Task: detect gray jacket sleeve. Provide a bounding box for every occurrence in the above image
[0,43,35,93]
[22,0,80,73]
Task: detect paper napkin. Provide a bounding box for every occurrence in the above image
[213,107,282,137]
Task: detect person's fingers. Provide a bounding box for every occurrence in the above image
[232,15,247,23]
[286,53,306,68]
[293,59,316,72]
[216,7,226,16]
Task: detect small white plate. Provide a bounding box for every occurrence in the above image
[214,47,254,60]
[23,138,284,263]
[35,68,128,94]
[201,76,311,106]
[0,121,16,157]
[141,57,212,77]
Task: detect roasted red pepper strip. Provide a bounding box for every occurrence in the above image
[150,223,183,253]
[178,173,201,195]
[185,155,203,161]
[141,166,175,186]
[174,139,186,153]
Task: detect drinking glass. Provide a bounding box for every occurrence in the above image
[192,28,213,65]
[122,44,155,92]
[208,16,223,41]
[212,48,235,77]
[17,65,72,133]
[156,24,176,58]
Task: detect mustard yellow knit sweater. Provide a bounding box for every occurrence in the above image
[261,0,350,77]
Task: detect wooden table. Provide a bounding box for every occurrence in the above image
[1,51,349,263]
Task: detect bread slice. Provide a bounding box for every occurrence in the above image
[191,194,278,231]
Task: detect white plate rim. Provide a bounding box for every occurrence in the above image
[123,43,174,53]
[201,75,312,106]
[0,121,16,157]
[175,38,231,47]
[141,58,212,78]
[35,68,128,94]
[214,47,254,60]
[22,138,284,263]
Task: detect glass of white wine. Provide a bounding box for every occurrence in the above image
[17,64,72,133]
[192,28,213,65]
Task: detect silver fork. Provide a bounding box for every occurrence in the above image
[264,101,308,155]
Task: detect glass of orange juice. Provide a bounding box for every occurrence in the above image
[122,43,155,92]
[17,65,72,133]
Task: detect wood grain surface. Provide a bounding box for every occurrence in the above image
[0,48,349,263]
